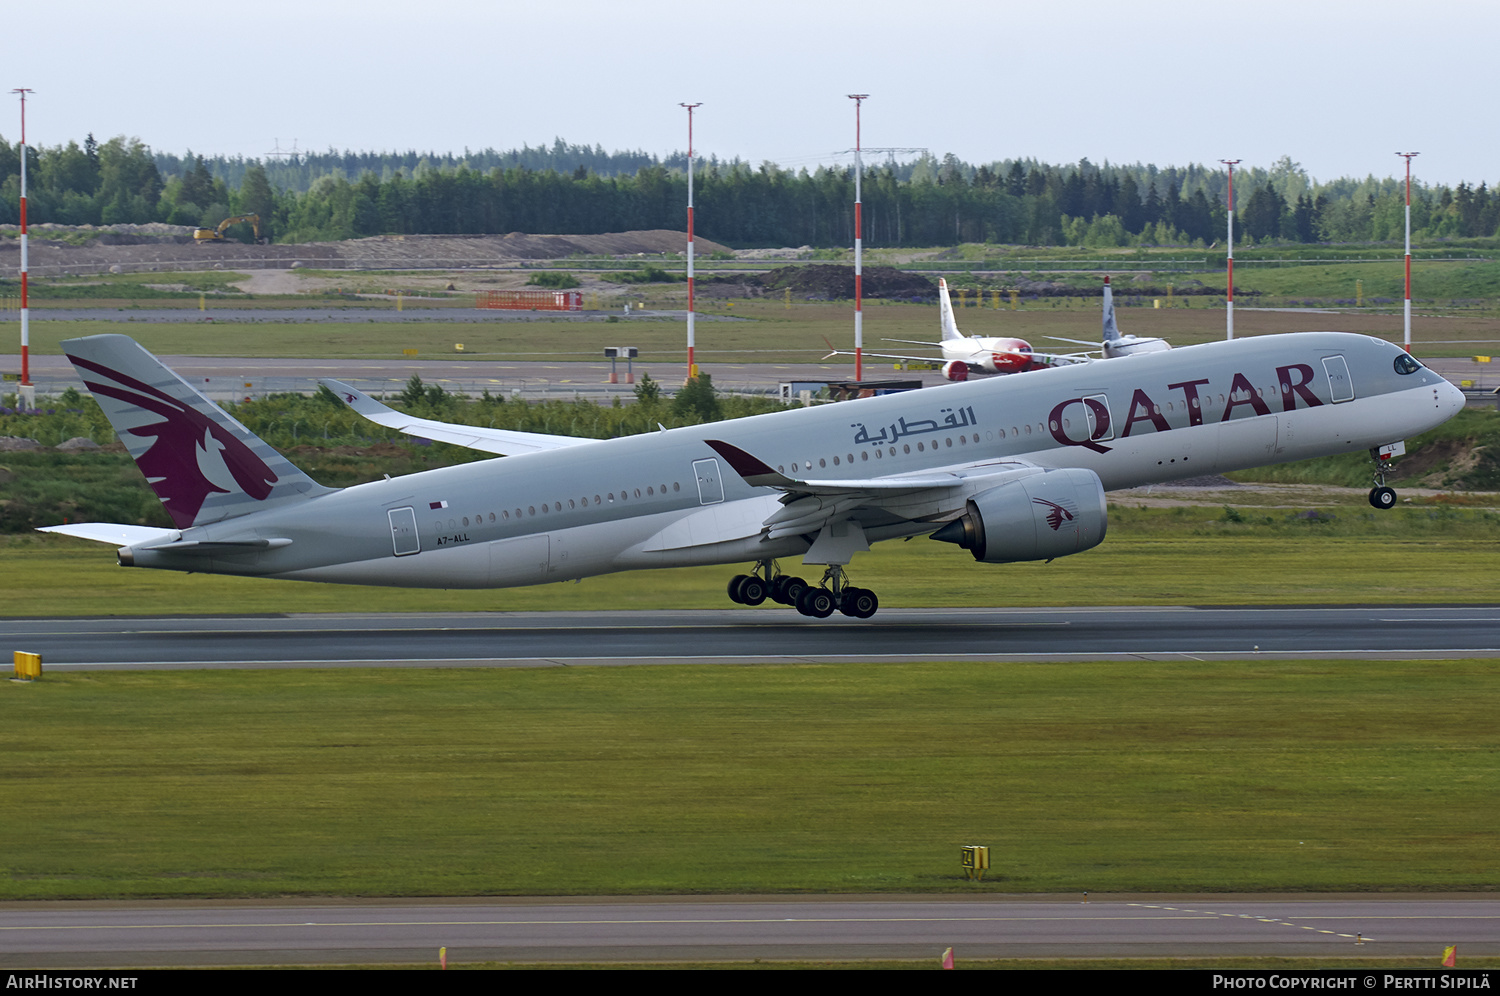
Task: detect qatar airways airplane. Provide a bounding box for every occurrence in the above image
[43,332,1462,619]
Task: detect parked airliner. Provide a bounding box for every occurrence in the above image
[1048,275,1172,358]
[44,333,1462,619]
[829,277,1082,381]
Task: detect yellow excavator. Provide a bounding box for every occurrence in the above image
[193,214,270,245]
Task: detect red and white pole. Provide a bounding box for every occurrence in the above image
[680,102,701,382]
[13,88,33,407]
[1397,152,1419,353]
[1220,159,1240,341]
[848,94,868,382]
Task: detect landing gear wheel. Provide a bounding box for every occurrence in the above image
[774,575,808,606]
[839,587,879,619]
[737,575,768,606]
[797,586,836,618]
[727,574,751,603]
[1369,486,1397,510]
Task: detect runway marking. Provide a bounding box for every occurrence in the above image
[0,912,1216,933]
[1130,904,1373,940]
[1376,617,1499,623]
[34,649,1500,669]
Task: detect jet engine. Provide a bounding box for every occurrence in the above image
[930,467,1107,563]
[942,359,970,382]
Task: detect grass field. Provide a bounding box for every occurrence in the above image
[10,296,1500,368]
[3,659,1496,900]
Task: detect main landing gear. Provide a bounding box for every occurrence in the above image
[727,561,880,619]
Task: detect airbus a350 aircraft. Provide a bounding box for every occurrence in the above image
[44,332,1462,619]
[829,277,1081,381]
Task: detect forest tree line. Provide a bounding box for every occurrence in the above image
[0,134,1496,249]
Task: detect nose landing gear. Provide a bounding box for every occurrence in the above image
[1368,442,1405,510]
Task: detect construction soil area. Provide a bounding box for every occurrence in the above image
[0,226,734,281]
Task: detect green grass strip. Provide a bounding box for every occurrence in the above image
[3,660,1496,900]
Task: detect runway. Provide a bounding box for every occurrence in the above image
[5,610,1496,967]
[3,351,875,401]
[4,605,1498,670]
[3,897,1496,966]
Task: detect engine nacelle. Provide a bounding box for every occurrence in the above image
[930,467,1107,563]
[942,359,970,382]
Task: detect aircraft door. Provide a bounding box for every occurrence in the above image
[1322,355,1355,403]
[1083,393,1114,442]
[388,506,420,556]
[693,458,725,504]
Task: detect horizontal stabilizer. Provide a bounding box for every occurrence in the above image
[321,379,592,455]
[38,523,180,547]
[37,522,291,556]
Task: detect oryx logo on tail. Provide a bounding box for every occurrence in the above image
[71,355,279,528]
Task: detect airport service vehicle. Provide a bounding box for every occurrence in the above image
[44,332,1462,619]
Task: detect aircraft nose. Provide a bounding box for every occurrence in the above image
[1441,377,1466,414]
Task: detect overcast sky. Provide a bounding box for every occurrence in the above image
[8,0,1494,187]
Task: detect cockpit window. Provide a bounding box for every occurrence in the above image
[1394,354,1423,375]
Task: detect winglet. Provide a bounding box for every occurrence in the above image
[704,440,794,487]
[321,379,403,421]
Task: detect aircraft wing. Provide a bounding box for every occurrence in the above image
[1046,336,1105,350]
[822,344,947,365]
[321,379,593,455]
[704,439,1037,540]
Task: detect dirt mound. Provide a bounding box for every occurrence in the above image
[0,229,732,277]
[749,264,938,301]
